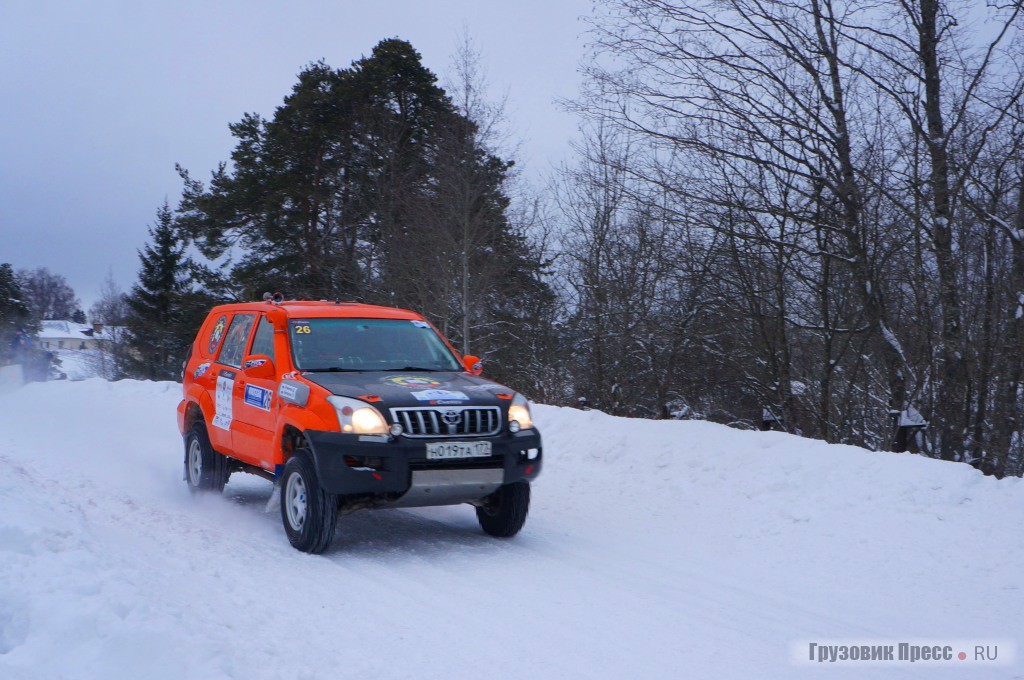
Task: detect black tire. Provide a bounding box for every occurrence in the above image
[280,450,338,554]
[184,421,229,493]
[476,481,530,538]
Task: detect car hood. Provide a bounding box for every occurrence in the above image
[300,371,513,408]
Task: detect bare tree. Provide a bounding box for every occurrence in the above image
[88,270,131,379]
[829,0,1024,458]
[556,123,720,417]
[579,0,916,439]
[16,267,81,321]
[569,0,1024,461]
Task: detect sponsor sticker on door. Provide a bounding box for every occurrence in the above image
[212,374,233,430]
[244,384,273,411]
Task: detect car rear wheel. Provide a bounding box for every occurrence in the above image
[280,450,338,554]
[476,481,530,537]
[184,421,228,493]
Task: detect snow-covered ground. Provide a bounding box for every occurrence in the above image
[49,350,109,381]
[0,379,1021,679]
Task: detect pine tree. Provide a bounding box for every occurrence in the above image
[125,203,208,380]
[173,37,553,392]
[0,263,31,362]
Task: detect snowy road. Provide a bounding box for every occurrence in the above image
[0,379,1021,679]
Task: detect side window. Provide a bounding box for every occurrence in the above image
[217,314,256,368]
[206,314,229,357]
[249,315,276,363]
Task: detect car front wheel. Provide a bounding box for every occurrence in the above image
[280,450,338,554]
[476,481,530,537]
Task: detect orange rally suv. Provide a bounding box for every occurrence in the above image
[177,299,542,553]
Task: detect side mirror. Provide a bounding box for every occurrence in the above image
[463,355,483,376]
[242,355,276,379]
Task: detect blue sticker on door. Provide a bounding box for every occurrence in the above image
[244,384,273,411]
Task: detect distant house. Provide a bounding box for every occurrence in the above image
[37,320,123,351]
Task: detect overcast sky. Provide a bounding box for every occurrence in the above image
[0,0,591,311]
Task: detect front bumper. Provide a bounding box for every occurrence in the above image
[304,428,542,498]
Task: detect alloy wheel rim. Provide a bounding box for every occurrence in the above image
[188,439,202,485]
[286,473,307,530]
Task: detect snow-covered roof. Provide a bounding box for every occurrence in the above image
[37,320,123,342]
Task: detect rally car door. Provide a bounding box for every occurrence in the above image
[230,314,279,470]
[210,312,256,461]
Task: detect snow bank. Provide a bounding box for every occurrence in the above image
[50,350,107,381]
[0,364,22,394]
[0,380,1020,679]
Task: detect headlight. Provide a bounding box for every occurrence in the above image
[327,396,389,435]
[508,393,534,431]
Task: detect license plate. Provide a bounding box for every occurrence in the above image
[426,441,492,460]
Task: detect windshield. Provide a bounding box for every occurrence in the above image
[289,318,463,372]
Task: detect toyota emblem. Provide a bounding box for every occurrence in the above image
[442,410,462,426]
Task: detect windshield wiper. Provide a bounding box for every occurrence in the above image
[302,367,362,372]
[384,366,446,372]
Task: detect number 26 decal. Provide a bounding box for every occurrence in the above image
[295,325,311,334]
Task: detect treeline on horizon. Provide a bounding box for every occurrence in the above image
[4,0,1024,475]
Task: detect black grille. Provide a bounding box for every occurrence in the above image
[392,406,502,438]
